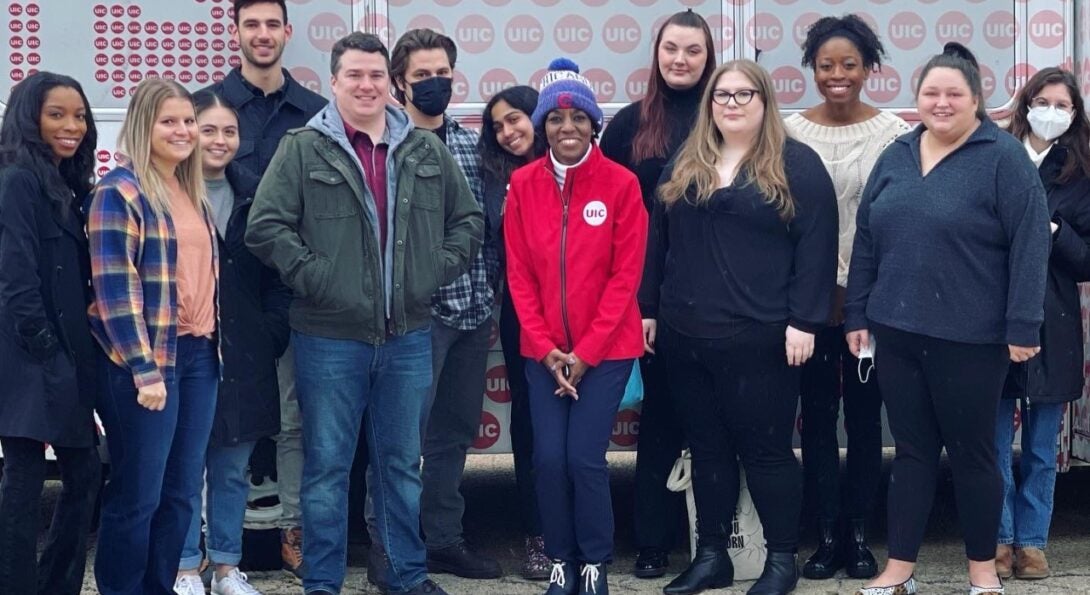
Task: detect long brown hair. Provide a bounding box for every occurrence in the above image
[1007,67,1090,184]
[118,79,205,215]
[658,60,794,220]
[631,10,716,164]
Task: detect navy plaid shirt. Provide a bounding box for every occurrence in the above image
[431,116,497,330]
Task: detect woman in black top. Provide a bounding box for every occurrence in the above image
[845,44,1050,595]
[599,10,716,579]
[477,85,550,580]
[993,67,1090,581]
[0,72,101,595]
[643,60,837,595]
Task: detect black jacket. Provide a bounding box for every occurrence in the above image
[0,166,98,447]
[1004,144,1090,404]
[201,68,326,175]
[210,163,291,446]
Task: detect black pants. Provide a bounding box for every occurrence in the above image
[872,323,1009,562]
[632,351,686,551]
[800,325,883,524]
[0,436,101,595]
[501,289,542,537]
[660,321,802,553]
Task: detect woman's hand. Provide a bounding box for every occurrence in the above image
[642,319,657,354]
[1009,344,1041,363]
[846,329,870,358]
[542,349,577,398]
[137,381,168,411]
[786,326,815,366]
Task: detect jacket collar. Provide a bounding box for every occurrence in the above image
[221,67,313,112]
[899,116,1000,148]
[307,101,414,153]
[541,142,603,176]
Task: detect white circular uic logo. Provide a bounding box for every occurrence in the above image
[583,200,607,226]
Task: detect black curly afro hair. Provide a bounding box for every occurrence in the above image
[801,14,886,72]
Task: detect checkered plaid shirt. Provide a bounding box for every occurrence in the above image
[431,116,497,330]
[87,163,219,388]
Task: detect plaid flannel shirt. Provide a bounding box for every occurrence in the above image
[87,163,219,388]
[431,116,497,330]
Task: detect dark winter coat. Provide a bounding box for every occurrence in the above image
[0,166,98,447]
[210,162,291,447]
[1004,144,1090,404]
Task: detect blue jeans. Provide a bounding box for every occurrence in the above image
[94,335,219,595]
[293,328,433,594]
[179,440,258,569]
[526,358,631,564]
[995,399,1066,549]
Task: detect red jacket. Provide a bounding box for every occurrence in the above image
[504,145,647,366]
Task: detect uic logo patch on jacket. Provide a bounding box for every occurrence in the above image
[583,200,607,226]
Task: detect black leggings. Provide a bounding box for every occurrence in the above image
[872,323,1009,562]
[800,325,883,524]
[660,321,802,553]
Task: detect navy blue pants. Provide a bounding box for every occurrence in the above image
[526,358,631,564]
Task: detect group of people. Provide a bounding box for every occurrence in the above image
[0,2,1086,595]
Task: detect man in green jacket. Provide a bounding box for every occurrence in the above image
[246,31,481,595]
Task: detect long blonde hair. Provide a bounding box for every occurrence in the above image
[118,79,205,214]
[658,60,794,220]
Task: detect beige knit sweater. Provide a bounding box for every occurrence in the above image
[784,111,912,287]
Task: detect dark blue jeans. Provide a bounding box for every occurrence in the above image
[293,327,433,595]
[0,437,100,595]
[94,335,219,595]
[526,358,631,564]
[996,399,1066,549]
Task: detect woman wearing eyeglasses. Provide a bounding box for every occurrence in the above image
[643,60,837,595]
[993,67,1090,582]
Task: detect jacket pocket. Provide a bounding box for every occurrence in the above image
[412,165,442,210]
[307,170,358,219]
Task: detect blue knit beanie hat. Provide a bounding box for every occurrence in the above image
[531,57,603,132]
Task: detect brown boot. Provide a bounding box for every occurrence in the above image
[281,526,304,579]
[1014,547,1050,579]
[995,544,1013,579]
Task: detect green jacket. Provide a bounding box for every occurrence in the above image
[246,102,482,344]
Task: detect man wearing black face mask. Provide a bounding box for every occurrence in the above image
[365,28,501,583]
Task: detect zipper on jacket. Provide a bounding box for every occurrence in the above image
[558,172,575,352]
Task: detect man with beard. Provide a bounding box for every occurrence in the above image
[202,0,325,580]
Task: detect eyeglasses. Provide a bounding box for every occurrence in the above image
[711,88,760,106]
[1030,96,1073,113]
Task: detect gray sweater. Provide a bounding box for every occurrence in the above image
[844,118,1050,346]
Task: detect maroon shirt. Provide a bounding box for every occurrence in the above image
[343,121,390,249]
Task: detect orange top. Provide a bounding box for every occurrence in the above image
[171,189,216,338]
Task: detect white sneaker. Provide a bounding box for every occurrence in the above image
[173,574,206,595]
[211,568,263,595]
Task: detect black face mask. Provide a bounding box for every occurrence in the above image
[408,76,453,117]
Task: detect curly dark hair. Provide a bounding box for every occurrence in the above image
[0,71,97,206]
[801,14,886,72]
[478,85,545,184]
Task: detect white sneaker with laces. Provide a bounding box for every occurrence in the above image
[173,574,206,595]
[211,568,263,595]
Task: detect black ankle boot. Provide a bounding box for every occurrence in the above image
[578,563,608,595]
[545,560,579,595]
[662,545,733,595]
[845,519,878,579]
[746,552,798,595]
[802,520,843,579]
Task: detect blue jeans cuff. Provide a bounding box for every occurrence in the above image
[178,553,204,571]
[1014,542,1048,549]
[207,547,243,566]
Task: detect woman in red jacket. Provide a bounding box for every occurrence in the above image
[504,58,648,595]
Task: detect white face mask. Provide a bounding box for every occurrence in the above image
[857,335,875,384]
[1027,105,1073,141]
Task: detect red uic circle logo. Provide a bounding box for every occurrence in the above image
[128,54,142,67]
[110,21,124,34]
[792,13,822,47]
[505,14,545,54]
[127,5,140,18]
[146,54,160,67]
[179,39,193,52]
[111,54,125,66]
[95,54,109,66]
[983,11,1018,50]
[1029,10,1064,49]
[452,70,470,103]
[456,14,495,54]
[127,21,140,34]
[555,14,593,53]
[162,38,176,51]
[1005,63,1038,97]
[145,21,158,34]
[93,20,107,34]
[110,4,124,18]
[479,68,517,101]
[92,4,106,17]
[290,66,321,94]
[27,52,39,66]
[771,65,806,105]
[146,38,159,51]
[8,3,23,17]
[935,11,974,46]
[213,39,226,51]
[195,22,209,35]
[162,21,175,35]
[625,67,649,101]
[196,71,210,84]
[196,55,210,68]
[163,54,176,67]
[96,150,111,163]
[746,12,783,51]
[111,38,125,50]
[179,71,194,84]
[25,3,38,16]
[95,69,109,83]
[308,12,349,52]
[94,38,108,50]
[196,38,210,51]
[863,64,901,104]
[179,21,193,35]
[584,68,616,102]
[473,411,502,450]
[212,22,225,35]
[611,409,640,447]
[9,36,23,49]
[212,6,225,19]
[111,85,126,99]
[485,365,511,403]
[10,53,23,65]
[128,70,142,83]
[888,12,926,51]
[603,14,641,54]
[212,55,226,68]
